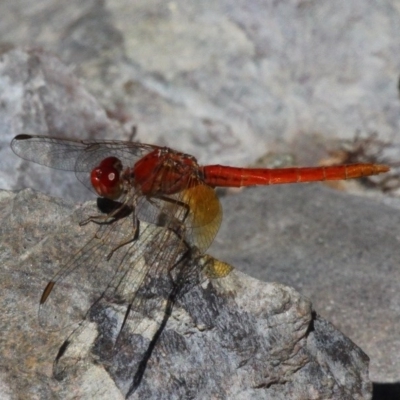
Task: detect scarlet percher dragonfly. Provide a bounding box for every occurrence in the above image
[11,134,389,350]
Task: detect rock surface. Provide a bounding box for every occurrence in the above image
[0,0,400,395]
[0,188,371,399]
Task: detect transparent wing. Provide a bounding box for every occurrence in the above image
[11,134,159,170]
[13,134,227,384]
[11,134,160,192]
[38,205,186,332]
[40,201,193,379]
[11,134,89,171]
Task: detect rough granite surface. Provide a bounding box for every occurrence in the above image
[0,0,399,396]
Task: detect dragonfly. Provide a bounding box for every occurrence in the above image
[11,132,389,288]
[11,134,389,376]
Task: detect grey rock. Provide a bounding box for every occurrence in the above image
[0,0,399,393]
[211,183,400,384]
[0,188,371,399]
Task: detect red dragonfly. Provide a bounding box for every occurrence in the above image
[11,134,389,335]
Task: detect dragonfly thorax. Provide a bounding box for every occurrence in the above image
[133,148,201,196]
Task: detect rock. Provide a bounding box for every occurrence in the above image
[212,182,400,384]
[1,0,399,393]
[0,189,371,399]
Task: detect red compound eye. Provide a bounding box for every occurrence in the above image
[90,157,123,199]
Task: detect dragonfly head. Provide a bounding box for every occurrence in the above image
[90,156,123,199]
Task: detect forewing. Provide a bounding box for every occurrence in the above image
[11,134,160,192]
[11,134,89,171]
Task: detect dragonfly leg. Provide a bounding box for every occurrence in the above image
[106,217,140,261]
[80,213,116,226]
[80,198,134,226]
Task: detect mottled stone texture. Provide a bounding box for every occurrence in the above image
[1,0,400,397]
[1,189,371,399]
